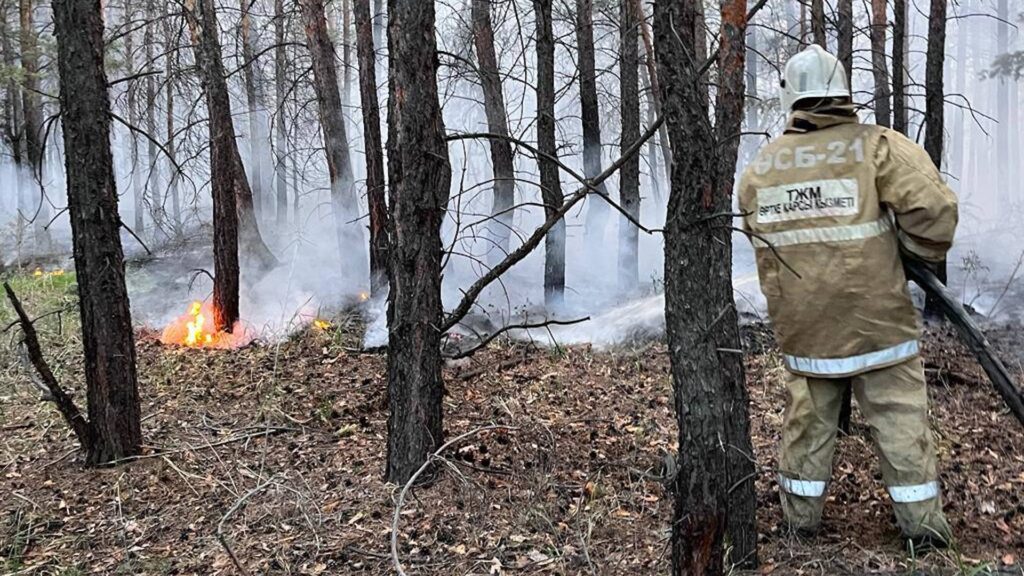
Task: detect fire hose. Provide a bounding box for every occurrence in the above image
[903,258,1024,428]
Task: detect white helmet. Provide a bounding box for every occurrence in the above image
[780,44,850,111]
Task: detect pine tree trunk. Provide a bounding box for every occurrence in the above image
[618,0,640,294]
[187,0,278,283]
[240,0,265,220]
[811,0,826,47]
[472,0,515,259]
[299,0,369,287]
[144,0,163,236]
[870,0,891,127]
[950,10,967,182]
[20,0,51,252]
[343,0,352,106]
[384,0,452,484]
[995,0,1008,201]
[274,0,289,229]
[2,13,27,253]
[534,0,565,309]
[656,0,755,571]
[52,0,142,465]
[123,4,145,238]
[923,0,947,318]
[355,0,388,296]
[837,0,853,86]
[633,0,671,195]
[164,10,183,239]
[576,0,611,258]
[892,0,908,134]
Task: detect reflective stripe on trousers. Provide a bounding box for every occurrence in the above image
[778,474,827,498]
[785,340,920,376]
[889,480,940,503]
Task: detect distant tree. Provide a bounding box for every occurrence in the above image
[533,0,565,308]
[20,0,50,251]
[144,0,164,236]
[923,0,947,318]
[298,0,369,286]
[472,0,515,259]
[811,0,825,47]
[893,0,909,135]
[274,0,289,228]
[870,0,891,127]
[354,0,388,296]
[576,0,611,262]
[836,0,853,86]
[163,9,183,239]
[618,0,640,294]
[384,0,452,484]
[240,0,270,220]
[52,0,142,464]
[123,2,145,237]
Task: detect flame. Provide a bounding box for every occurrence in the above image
[357,291,370,302]
[33,268,43,277]
[32,268,65,278]
[160,301,253,349]
[313,319,332,331]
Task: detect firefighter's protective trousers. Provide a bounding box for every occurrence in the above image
[778,357,952,540]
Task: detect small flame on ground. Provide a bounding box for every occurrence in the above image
[358,291,370,302]
[33,268,65,278]
[313,319,332,331]
[160,301,253,349]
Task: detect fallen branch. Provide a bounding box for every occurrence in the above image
[391,425,517,576]
[445,317,590,360]
[217,478,276,576]
[3,282,95,454]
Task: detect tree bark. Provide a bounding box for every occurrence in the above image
[870,0,891,127]
[385,0,452,484]
[892,0,908,134]
[715,0,758,566]
[123,3,145,237]
[274,0,289,229]
[576,0,611,256]
[1,11,28,253]
[472,0,516,259]
[164,10,183,239]
[655,0,755,571]
[144,0,163,236]
[618,0,640,294]
[811,0,825,48]
[299,0,369,287]
[923,0,947,318]
[534,0,565,308]
[633,0,671,194]
[52,0,142,464]
[355,0,388,296]
[343,0,352,105]
[837,0,853,86]
[20,0,50,252]
[187,0,278,285]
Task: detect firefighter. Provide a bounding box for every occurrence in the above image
[738,44,958,549]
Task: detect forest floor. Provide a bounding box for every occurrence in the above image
[1,272,1023,576]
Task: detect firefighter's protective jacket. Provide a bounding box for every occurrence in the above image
[738,107,958,378]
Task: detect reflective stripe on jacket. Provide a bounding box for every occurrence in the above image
[738,108,958,378]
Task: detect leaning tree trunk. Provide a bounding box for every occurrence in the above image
[472,0,515,259]
[892,0,908,135]
[534,0,565,309]
[869,0,891,127]
[811,0,825,47]
[923,0,947,319]
[714,0,758,565]
[837,0,853,86]
[20,0,51,252]
[655,0,756,572]
[52,0,142,464]
[385,0,452,484]
[274,0,289,229]
[299,0,369,287]
[576,0,611,260]
[355,0,389,296]
[618,0,640,294]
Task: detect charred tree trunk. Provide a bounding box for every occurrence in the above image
[52,0,142,464]
[240,0,266,220]
[811,0,825,48]
[299,0,369,286]
[869,0,891,127]
[274,0,289,229]
[534,0,565,308]
[164,11,183,239]
[715,0,758,566]
[355,0,388,296]
[655,0,756,571]
[20,0,50,252]
[576,0,611,258]
[144,0,163,236]
[837,0,853,86]
[923,0,947,319]
[892,0,908,134]
[187,0,278,284]
[472,0,515,259]
[384,0,452,484]
[618,0,640,294]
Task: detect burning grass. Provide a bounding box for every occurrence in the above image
[159,300,256,349]
[1,270,1022,575]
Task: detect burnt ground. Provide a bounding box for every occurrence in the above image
[1,307,1023,575]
